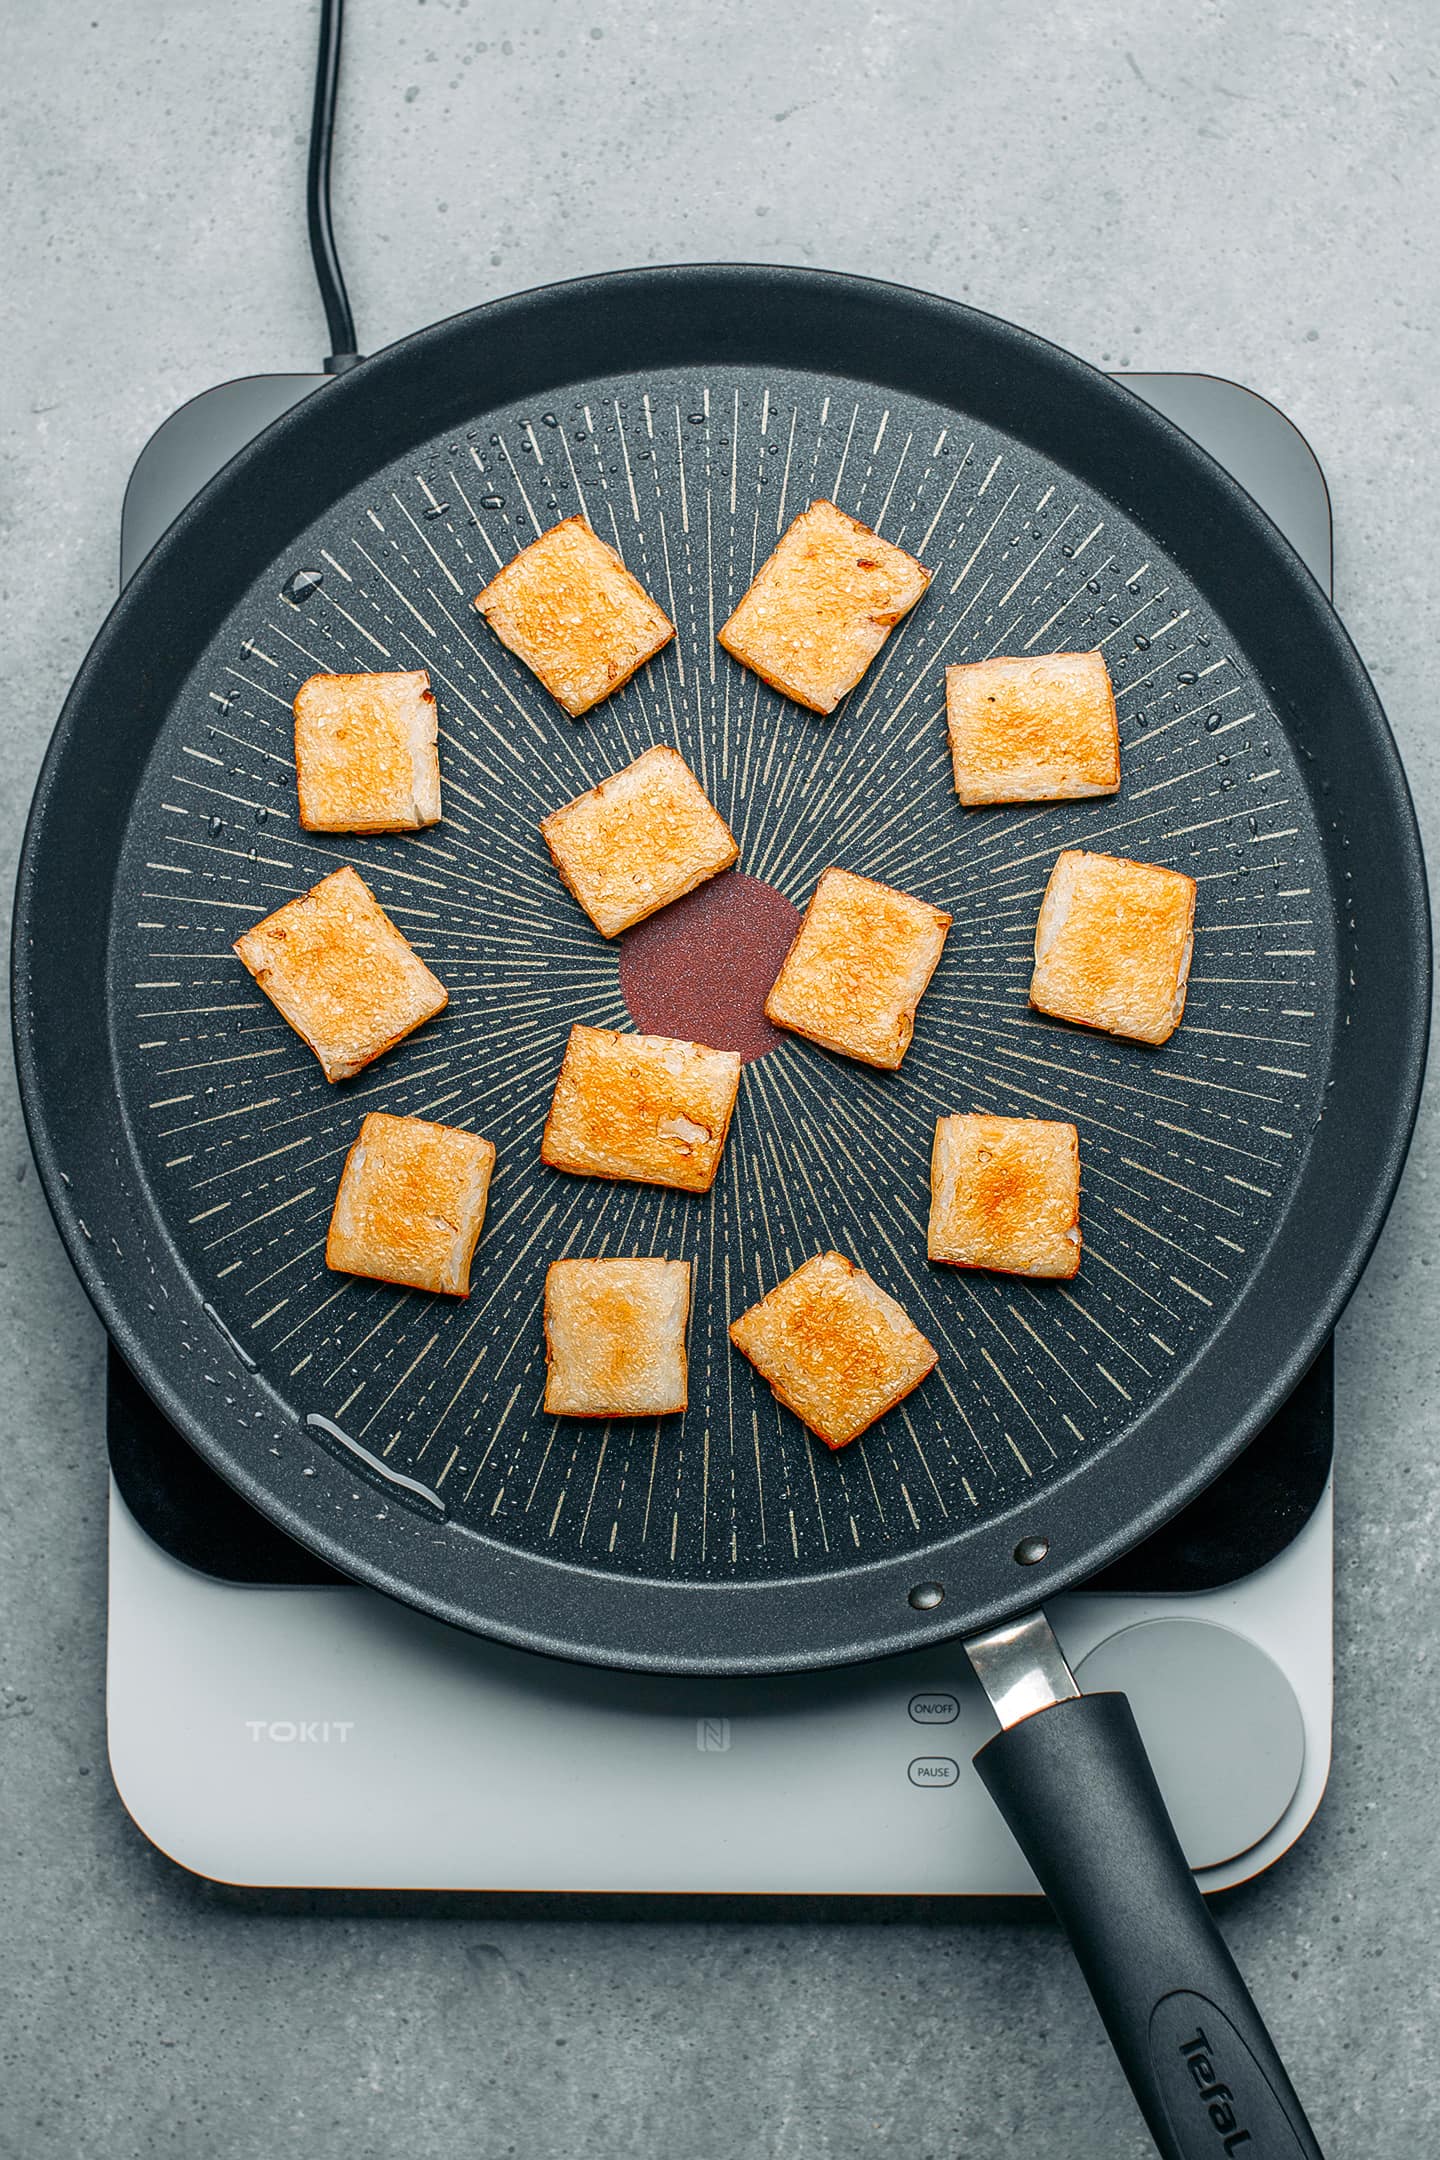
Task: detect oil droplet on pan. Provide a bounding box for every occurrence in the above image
[281,568,324,605]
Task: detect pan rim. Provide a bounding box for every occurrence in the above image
[12,261,1430,1672]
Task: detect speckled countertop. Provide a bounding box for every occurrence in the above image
[2,4,1437,2154]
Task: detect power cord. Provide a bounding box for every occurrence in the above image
[308,0,362,373]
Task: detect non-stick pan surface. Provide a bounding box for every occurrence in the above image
[13,267,1428,1671]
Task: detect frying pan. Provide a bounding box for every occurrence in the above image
[14,267,1427,2156]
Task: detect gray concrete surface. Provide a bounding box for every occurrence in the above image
[2,1,1437,2153]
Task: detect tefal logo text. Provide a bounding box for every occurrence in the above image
[1178,2028,1252,2153]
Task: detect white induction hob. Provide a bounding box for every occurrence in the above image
[107,368,1337,1894]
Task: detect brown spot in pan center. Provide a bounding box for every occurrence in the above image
[618,871,800,1062]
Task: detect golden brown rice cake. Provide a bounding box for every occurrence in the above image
[326,1113,495,1296]
[540,745,738,937]
[928,1113,1081,1279]
[729,1251,937,1449]
[717,499,930,715]
[474,515,674,718]
[543,1257,691,1417]
[233,865,448,1082]
[946,651,1119,806]
[764,867,951,1070]
[541,1025,742,1194]
[1030,849,1196,1047]
[293,670,441,832]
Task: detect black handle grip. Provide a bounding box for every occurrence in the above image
[975,1691,1323,2159]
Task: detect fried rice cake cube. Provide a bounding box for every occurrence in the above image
[764,867,951,1070]
[326,1112,495,1297]
[717,499,931,715]
[1030,848,1197,1047]
[929,1113,1081,1279]
[543,1257,691,1417]
[473,515,674,718]
[540,1026,742,1194]
[729,1251,937,1450]
[293,669,442,832]
[946,650,1120,806]
[233,864,448,1082]
[540,745,738,938]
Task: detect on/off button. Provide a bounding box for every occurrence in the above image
[908,1692,960,1724]
[908,1756,960,1787]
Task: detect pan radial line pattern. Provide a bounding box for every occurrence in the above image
[109,362,1332,1585]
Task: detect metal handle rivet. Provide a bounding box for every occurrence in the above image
[908,1581,945,1611]
[1014,1536,1050,1566]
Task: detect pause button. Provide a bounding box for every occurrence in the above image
[908,1756,960,1787]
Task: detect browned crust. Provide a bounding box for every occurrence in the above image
[717,500,931,716]
[927,1113,1082,1280]
[232,866,448,1083]
[541,1257,691,1417]
[727,1251,937,1449]
[538,745,739,938]
[762,866,952,1070]
[539,1025,742,1194]
[1029,848,1198,1047]
[293,669,441,833]
[324,1111,495,1296]
[945,650,1120,808]
[736,1339,940,1450]
[712,638,835,717]
[474,515,675,718]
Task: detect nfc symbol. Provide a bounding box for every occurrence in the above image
[696,1717,732,1753]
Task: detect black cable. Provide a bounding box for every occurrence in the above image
[307,0,361,373]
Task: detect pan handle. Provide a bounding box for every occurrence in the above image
[969,1616,1323,2158]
